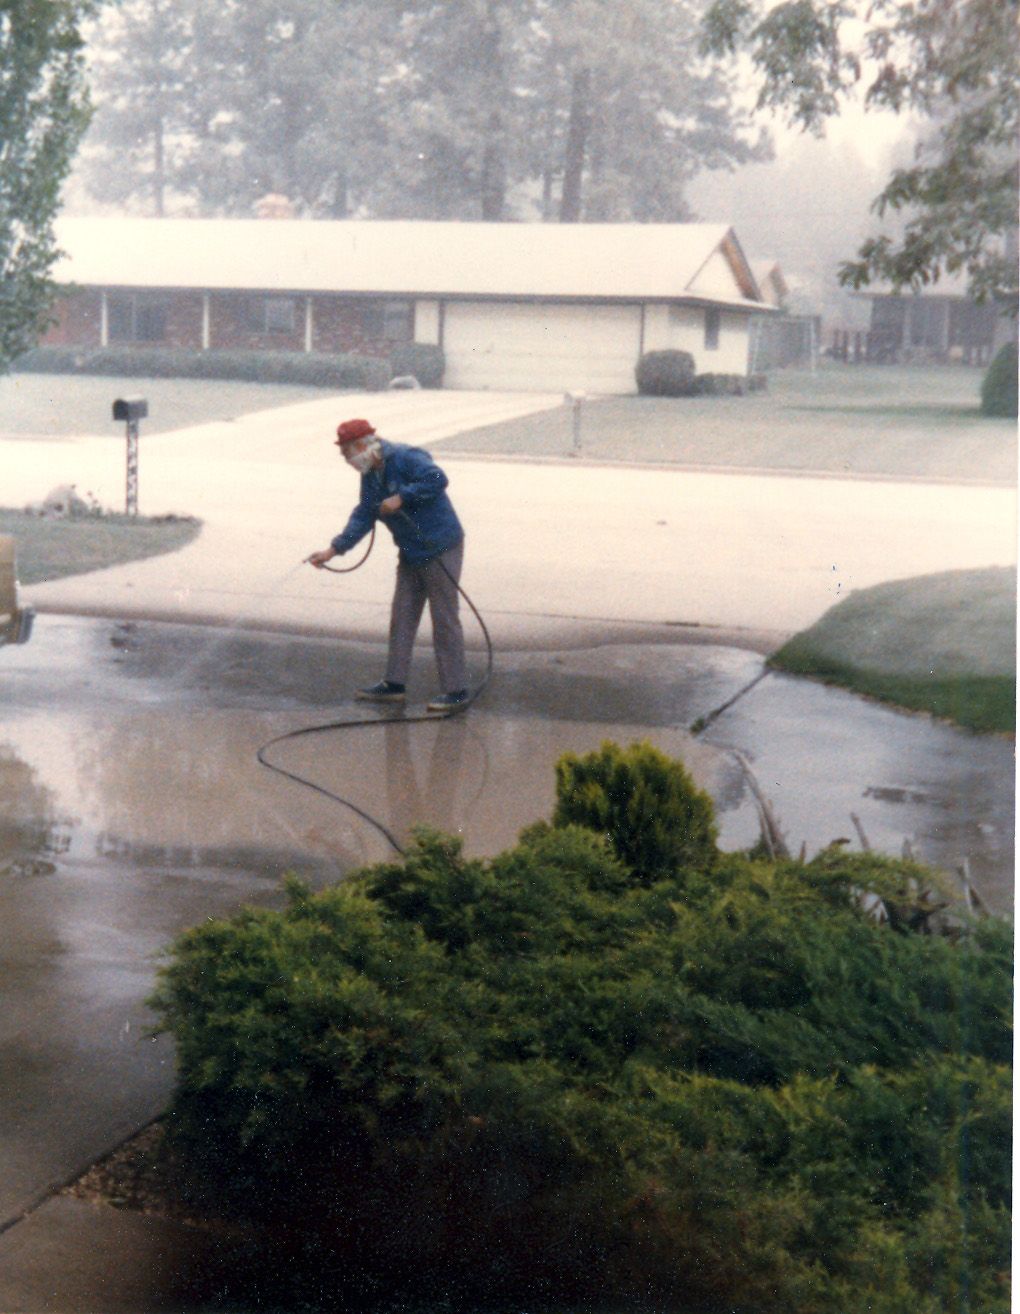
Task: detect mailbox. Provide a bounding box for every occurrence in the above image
[112,396,148,422]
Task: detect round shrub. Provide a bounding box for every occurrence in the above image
[389,342,445,388]
[980,340,1018,417]
[635,349,696,397]
[552,739,719,882]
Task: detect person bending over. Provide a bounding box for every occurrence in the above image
[306,418,468,713]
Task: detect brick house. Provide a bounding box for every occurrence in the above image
[47,217,770,393]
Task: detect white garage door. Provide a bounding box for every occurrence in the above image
[442,301,642,393]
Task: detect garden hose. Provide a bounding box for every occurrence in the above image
[256,516,493,857]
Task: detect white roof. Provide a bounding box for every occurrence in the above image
[52,217,766,308]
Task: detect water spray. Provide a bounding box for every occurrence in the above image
[257,517,493,857]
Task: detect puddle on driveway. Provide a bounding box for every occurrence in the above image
[705,672,1015,914]
[0,614,1012,1227]
[1,616,1012,908]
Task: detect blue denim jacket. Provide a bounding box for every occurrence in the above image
[330,440,464,565]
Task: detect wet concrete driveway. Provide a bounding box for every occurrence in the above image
[0,614,1013,1232]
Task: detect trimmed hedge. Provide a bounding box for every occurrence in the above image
[12,345,391,390]
[691,371,767,396]
[980,340,1018,418]
[150,741,1011,1311]
[635,352,762,398]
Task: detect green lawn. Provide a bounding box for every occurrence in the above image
[442,364,1016,484]
[770,566,1017,733]
[1,508,202,584]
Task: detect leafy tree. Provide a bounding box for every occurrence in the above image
[0,0,93,368]
[702,0,1019,299]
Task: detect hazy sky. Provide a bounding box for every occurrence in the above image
[687,98,918,313]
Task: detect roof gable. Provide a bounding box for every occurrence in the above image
[52,217,767,307]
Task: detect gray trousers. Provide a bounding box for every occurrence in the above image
[384,540,467,693]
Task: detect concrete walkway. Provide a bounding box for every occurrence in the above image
[0,387,1014,1312]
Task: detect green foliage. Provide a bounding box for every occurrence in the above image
[552,740,718,884]
[151,745,1011,1309]
[0,0,94,370]
[635,349,697,397]
[389,342,445,389]
[13,345,390,389]
[702,0,1019,300]
[981,341,1019,418]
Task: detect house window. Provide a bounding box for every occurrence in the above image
[107,293,168,343]
[245,296,297,334]
[704,307,721,351]
[359,300,413,341]
[107,295,134,342]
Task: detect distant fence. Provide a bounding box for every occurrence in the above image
[749,314,821,372]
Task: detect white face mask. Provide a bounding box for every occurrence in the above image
[347,440,381,474]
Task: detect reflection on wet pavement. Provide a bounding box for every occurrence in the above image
[704,671,1014,914]
[0,614,1012,1227]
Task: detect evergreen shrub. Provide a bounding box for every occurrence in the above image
[980,340,1018,417]
[390,342,445,388]
[552,739,717,883]
[150,743,1012,1311]
[692,371,747,396]
[13,345,390,390]
[635,349,696,396]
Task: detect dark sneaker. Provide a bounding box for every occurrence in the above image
[426,689,469,713]
[356,680,406,703]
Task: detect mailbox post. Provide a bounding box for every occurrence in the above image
[565,391,585,456]
[112,396,148,515]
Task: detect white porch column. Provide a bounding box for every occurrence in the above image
[305,296,314,353]
[413,299,441,344]
[100,290,109,347]
[202,293,211,350]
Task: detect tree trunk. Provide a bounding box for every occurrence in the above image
[541,161,554,220]
[478,5,506,221]
[153,116,165,217]
[559,66,591,222]
[480,110,506,220]
[330,166,349,217]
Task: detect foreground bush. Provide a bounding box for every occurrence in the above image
[980,341,1018,418]
[151,742,1011,1311]
[13,345,390,390]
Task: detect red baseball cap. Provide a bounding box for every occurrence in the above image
[335,418,376,445]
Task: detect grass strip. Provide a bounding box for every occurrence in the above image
[772,652,1014,734]
[770,566,1016,734]
[0,508,202,584]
